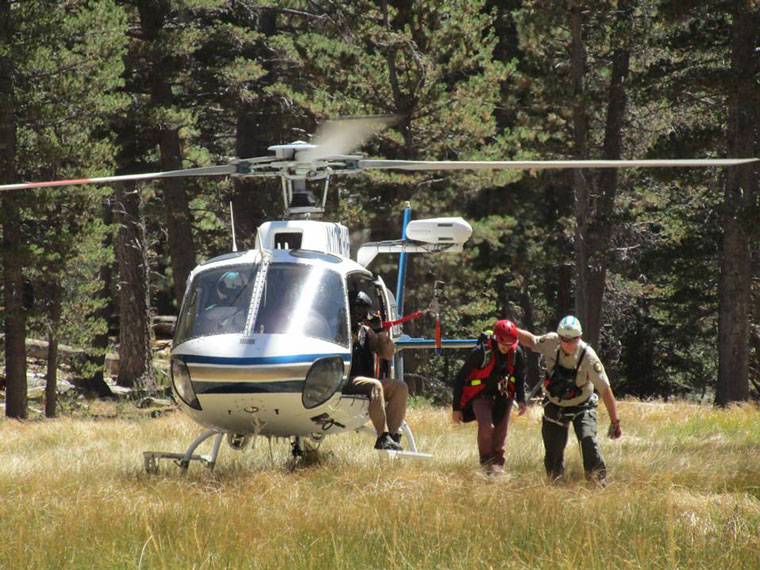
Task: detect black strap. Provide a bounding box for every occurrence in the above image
[552,345,587,375]
[478,336,492,369]
[575,347,587,372]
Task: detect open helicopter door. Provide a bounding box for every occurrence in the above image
[372,275,397,380]
[371,276,431,459]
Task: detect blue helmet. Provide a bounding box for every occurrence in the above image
[217,271,244,300]
[557,315,582,338]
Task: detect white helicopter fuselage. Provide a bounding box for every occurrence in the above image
[174,332,366,437]
[170,221,394,440]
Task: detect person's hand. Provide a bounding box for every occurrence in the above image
[367,313,383,332]
[452,411,463,424]
[517,401,527,416]
[607,420,622,439]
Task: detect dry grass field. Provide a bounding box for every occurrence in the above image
[1,400,759,569]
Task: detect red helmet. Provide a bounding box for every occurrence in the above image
[493,319,518,349]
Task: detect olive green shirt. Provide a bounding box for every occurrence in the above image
[529,332,610,407]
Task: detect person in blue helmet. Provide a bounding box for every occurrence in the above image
[516,316,621,485]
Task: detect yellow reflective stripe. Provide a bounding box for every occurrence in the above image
[470,380,482,386]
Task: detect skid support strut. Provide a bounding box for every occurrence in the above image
[144,429,224,474]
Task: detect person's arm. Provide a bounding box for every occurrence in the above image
[584,348,621,438]
[516,327,536,350]
[452,349,481,422]
[368,327,395,360]
[514,348,527,415]
[601,386,622,438]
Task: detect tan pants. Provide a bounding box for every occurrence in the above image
[348,376,408,435]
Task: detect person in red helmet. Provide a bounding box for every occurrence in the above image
[452,319,527,473]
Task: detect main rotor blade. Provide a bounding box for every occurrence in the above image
[300,116,396,162]
[0,164,237,192]
[358,158,759,171]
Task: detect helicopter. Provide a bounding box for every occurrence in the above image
[1,117,756,472]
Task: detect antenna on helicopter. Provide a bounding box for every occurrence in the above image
[229,201,238,252]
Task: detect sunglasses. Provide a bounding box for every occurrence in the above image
[559,335,579,343]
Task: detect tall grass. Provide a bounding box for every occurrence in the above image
[1,401,759,569]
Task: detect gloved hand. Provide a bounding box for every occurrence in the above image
[607,420,622,439]
[367,313,383,332]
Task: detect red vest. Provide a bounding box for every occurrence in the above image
[459,337,516,409]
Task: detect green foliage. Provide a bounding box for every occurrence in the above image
[2,0,757,402]
[4,1,128,355]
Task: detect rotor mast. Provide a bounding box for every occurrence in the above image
[280,176,331,219]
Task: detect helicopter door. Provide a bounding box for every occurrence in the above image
[372,276,396,380]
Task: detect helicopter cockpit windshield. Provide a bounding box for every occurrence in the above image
[174,264,258,344]
[254,263,349,346]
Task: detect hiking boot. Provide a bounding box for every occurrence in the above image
[390,432,403,448]
[374,432,403,451]
[586,469,607,489]
[479,454,494,474]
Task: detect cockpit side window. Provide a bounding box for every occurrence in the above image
[346,274,385,320]
[253,263,349,346]
[174,264,258,345]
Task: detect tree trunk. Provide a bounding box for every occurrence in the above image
[556,263,574,320]
[232,8,282,246]
[158,134,196,304]
[77,198,116,398]
[382,0,414,156]
[571,4,591,334]
[519,290,541,392]
[45,283,62,418]
[716,2,759,406]
[0,0,27,419]
[114,183,156,392]
[234,103,283,244]
[584,15,631,348]
[572,3,631,348]
[2,203,27,420]
[136,0,196,306]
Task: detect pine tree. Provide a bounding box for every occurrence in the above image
[0,0,128,417]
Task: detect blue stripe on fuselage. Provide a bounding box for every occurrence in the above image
[193,380,306,395]
[177,353,350,366]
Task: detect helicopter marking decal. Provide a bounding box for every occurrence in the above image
[310,412,347,431]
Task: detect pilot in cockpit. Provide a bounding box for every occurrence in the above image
[215,271,247,307]
[197,270,250,335]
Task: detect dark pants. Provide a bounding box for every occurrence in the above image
[542,403,606,481]
[472,395,512,468]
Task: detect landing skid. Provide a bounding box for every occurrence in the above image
[144,429,224,474]
[376,449,433,460]
[143,419,431,473]
[359,420,433,459]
